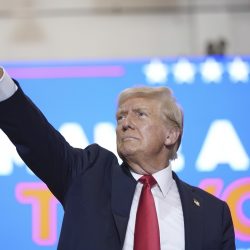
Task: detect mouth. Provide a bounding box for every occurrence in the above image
[122,136,138,141]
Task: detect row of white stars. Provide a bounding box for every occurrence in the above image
[143,57,249,84]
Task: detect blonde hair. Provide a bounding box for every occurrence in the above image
[118,86,183,160]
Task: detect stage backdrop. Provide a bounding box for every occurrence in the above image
[0,56,249,250]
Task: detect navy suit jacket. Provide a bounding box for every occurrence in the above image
[0,85,235,250]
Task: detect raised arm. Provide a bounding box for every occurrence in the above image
[0,68,95,204]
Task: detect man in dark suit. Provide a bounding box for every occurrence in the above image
[0,67,235,250]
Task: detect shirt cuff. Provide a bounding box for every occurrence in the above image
[0,67,18,101]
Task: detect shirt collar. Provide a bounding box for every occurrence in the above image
[130,164,173,198]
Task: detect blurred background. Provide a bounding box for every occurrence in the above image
[0,0,250,60]
[0,0,250,249]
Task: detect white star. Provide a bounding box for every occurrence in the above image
[173,58,196,84]
[228,57,249,83]
[143,59,168,84]
[200,58,223,83]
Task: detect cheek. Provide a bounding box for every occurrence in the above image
[115,127,120,138]
[148,125,167,141]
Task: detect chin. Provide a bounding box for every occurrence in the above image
[117,147,137,160]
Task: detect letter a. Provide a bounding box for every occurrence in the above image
[196,120,249,171]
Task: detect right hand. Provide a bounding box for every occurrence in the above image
[0,68,3,78]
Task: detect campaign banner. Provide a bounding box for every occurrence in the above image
[0,56,249,249]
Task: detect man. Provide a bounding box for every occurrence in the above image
[0,67,235,250]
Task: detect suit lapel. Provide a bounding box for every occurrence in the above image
[173,172,203,250]
[111,167,204,249]
[111,162,137,247]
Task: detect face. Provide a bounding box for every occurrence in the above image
[116,97,170,169]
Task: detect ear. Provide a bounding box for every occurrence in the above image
[164,127,181,146]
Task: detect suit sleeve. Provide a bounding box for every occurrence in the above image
[0,81,99,204]
[221,202,236,250]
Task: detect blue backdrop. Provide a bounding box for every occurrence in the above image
[0,56,249,249]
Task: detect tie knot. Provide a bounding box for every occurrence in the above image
[139,175,157,188]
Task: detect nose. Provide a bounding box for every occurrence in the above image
[121,115,135,131]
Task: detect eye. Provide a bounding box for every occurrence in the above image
[117,114,125,121]
[137,111,146,117]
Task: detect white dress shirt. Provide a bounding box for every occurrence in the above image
[0,68,185,249]
[123,165,185,250]
[0,68,17,101]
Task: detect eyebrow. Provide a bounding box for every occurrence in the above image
[116,107,150,116]
[132,107,150,113]
[116,110,125,117]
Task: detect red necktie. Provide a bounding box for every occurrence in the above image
[134,175,160,250]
